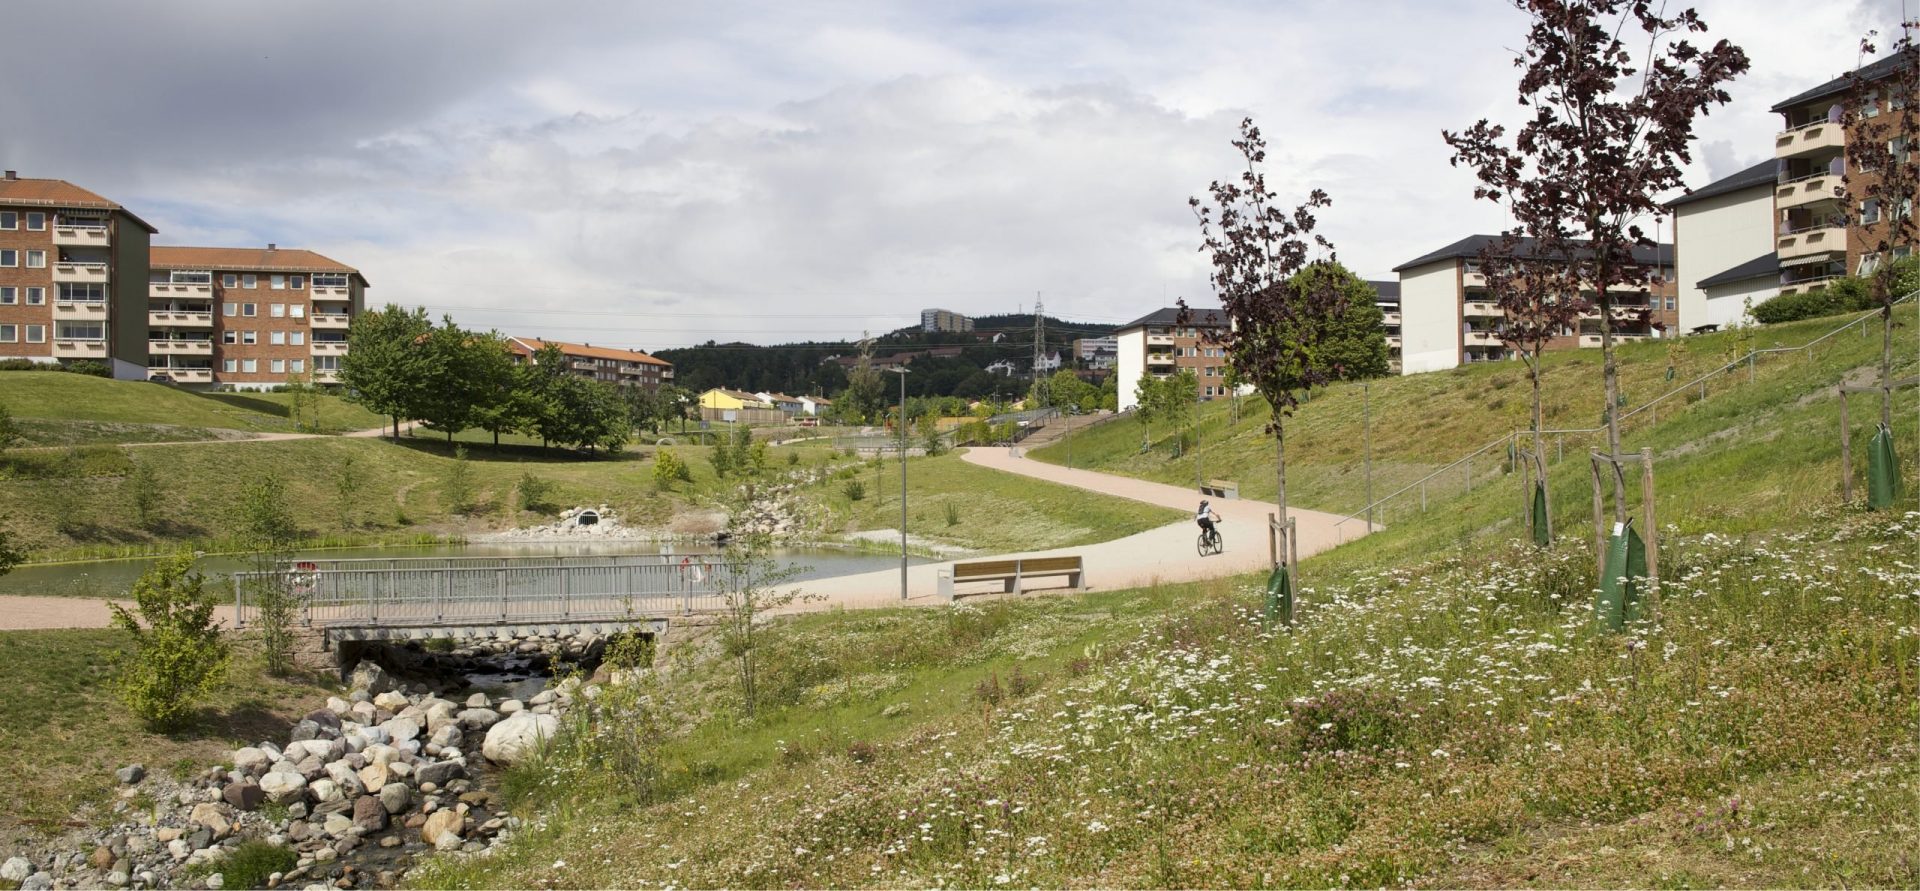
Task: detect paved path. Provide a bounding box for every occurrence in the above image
[14,420,419,451]
[0,446,1369,629]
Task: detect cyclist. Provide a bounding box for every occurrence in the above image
[1196,499,1220,540]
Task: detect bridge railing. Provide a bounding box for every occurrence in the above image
[280,554,686,572]
[233,561,739,629]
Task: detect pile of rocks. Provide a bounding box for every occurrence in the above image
[482,506,656,541]
[2,662,595,890]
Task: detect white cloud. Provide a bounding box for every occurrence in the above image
[0,0,1879,348]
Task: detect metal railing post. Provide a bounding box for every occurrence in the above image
[560,566,571,619]
[497,569,507,623]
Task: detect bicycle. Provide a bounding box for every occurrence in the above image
[1196,523,1223,557]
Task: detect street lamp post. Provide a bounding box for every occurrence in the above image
[889,367,911,600]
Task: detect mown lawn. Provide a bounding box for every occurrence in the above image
[0,372,386,441]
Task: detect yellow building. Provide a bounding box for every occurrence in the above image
[698,388,772,411]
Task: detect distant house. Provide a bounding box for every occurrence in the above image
[798,395,833,416]
[698,388,772,411]
[984,359,1019,376]
[756,392,806,414]
[507,337,674,391]
[698,388,784,425]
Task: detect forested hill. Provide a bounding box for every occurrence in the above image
[653,313,1120,399]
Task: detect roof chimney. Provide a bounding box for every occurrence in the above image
[267,243,277,251]
[3,171,16,181]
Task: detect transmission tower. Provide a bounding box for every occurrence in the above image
[1031,294,1047,405]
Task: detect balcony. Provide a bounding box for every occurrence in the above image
[1463,269,1487,288]
[52,224,109,248]
[1381,311,1401,326]
[1775,120,1846,159]
[149,339,213,356]
[660,368,674,379]
[1775,173,1842,210]
[310,284,352,300]
[52,300,109,321]
[570,359,598,371]
[1146,352,1175,366]
[150,281,213,299]
[1464,330,1503,347]
[1146,334,1175,346]
[149,366,214,384]
[1776,225,1845,260]
[1463,300,1502,317]
[311,341,350,355]
[148,309,213,328]
[1578,334,1605,348]
[310,313,351,330]
[1385,334,1402,347]
[52,261,109,284]
[313,368,340,383]
[1780,275,1839,296]
[52,338,108,359]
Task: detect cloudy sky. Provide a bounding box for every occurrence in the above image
[0,0,1885,349]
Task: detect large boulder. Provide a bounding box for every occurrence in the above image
[385,716,422,743]
[1,857,32,883]
[352,795,388,833]
[188,803,232,839]
[221,782,264,812]
[482,712,559,766]
[258,771,307,806]
[348,661,395,696]
[456,708,502,731]
[378,782,411,815]
[231,747,270,775]
[413,760,465,787]
[421,809,463,848]
[372,691,411,713]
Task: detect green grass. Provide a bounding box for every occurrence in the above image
[0,372,385,438]
[412,311,1920,889]
[0,629,331,834]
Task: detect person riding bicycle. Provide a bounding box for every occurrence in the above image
[1196,499,1220,537]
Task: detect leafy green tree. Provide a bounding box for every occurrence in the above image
[710,438,735,478]
[465,333,529,447]
[840,338,886,423]
[416,320,508,441]
[443,446,475,514]
[1287,262,1392,381]
[125,458,162,531]
[339,304,433,437]
[237,475,300,674]
[112,551,231,729]
[335,454,363,530]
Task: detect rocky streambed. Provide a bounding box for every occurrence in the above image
[1,650,611,891]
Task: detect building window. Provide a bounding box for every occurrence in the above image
[314,274,348,288]
[222,331,237,344]
[290,359,305,373]
[57,322,104,341]
[224,303,237,317]
[290,304,305,318]
[25,288,43,305]
[242,303,256,316]
[241,359,257,373]
[1864,91,1881,118]
[315,356,339,371]
[290,275,304,289]
[290,331,305,346]
[24,212,44,230]
[270,359,286,373]
[0,211,13,229]
[270,275,286,290]
[1859,252,1883,276]
[242,331,258,345]
[0,287,12,305]
[0,249,14,267]
[1862,198,1882,224]
[223,359,237,373]
[270,331,286,345]
[242,274,257,288]
[222,274,238,287]
[0,325,12,342]
[25,250,45,268]
[271,303,286,318]
[58,283,104,302]
[25,325,45,343]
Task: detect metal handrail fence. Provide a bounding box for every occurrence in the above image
[1329,293,1916,540]
[234,560,738,629]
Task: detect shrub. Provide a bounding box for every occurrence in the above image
[1005,664,1042,698]
[111,551,231,730]
[517,471,556,513]
[710,443,734,478]
[189,840,296,889]
[846,740,878,764]
[842,479,865,502]
[653,449,692,489]
[125,459,161,530]
[786,450,800,466]
[63,360,111,377]
[1750,289,1842,324]
[972,671,1006,706]
[944,500,960,527]
[443,445,474,514]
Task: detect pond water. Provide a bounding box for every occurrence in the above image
[0,541,933,599]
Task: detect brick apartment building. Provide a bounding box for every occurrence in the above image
[1112,307,1231,411]
[1393,235,1678,375]
[149,245,367,388]
[0,171,156,379]
[506,337,674,391]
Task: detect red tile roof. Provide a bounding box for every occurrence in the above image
[508,337,672,367]
[0,176,158,232]
[151,246,363,280]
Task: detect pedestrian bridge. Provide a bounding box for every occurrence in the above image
[232,554,737,646]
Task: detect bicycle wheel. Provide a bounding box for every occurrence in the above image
[1197,532,1211,557]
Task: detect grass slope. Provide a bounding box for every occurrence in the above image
[0,372,385,442]
[412,314,1919,889]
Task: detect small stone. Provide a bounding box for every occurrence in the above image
[413,760,465,787]
[357,762,389,792]
[378,783,411,815]
[497,699,525,715]
[156,827,181,842]
[309,779,341,803]
[464,693,489,708]
[19,874,51,891]
[379,836,400,849]
[168,839,192,861]
[90,847,116,870]
[420,808,463,847]
[115,764,146,785]
[353,795,388,833]
[206,872,225,890]
[1,856,33,882]
[189,802,234,839]
[223,781,265,811]
[232,747,271,775]
[372,691,410,712]
[105,869,130,887]
[188,828,213,850]
[455,708,501,731]
[312,847,337,863]
[528,690,556,707]
[347,662,394,696]
[259,772,308,805]
[383,717,421,743]
[287,821,312,843]
[322,813,354,838]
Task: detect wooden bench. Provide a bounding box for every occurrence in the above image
[1200,479,1239,499]
[938,555,1085,601]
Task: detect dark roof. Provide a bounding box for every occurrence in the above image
[1665,159,1777,209]
[1771,52,1911,113]
[1367,280,1400,303]
[1393,234,1674,273]
[1695,253,1779,289]
[1116,306,1228,330]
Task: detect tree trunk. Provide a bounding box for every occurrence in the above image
[1529,348,1551,541]
[1882,300,1895,429]
[1598,266,1626,524]
[1275,418,1287,528]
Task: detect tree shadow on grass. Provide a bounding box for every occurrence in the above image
[386,436,644,464]
[171,702,297,745]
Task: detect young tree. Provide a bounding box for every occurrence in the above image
[335,453,363,530]
[1842,25,1920,428]
[125,458,162,531]
[237,474,301,675]
[0,402,21,454]
[1288,262,1393,381]
[710,515,807,718]
[840,336,886,423]
[1188,117,1349,556]
[1444,0,1747,520]
[339,304,433,437]
[443,445,475,514]
[113,551,230,729]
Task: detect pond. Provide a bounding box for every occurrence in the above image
[0,541,934,599]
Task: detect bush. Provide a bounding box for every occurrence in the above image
[189,840,296,889]
[653,449,692,490]
[1750,289,1844,324]
[842,479,866,502]
[64,360,111,377]
[443,446,474,514]
[517,472,556,513]
[944,500,960,527]
[111,552,231,730]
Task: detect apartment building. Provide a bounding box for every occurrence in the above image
[506,337,674,391]
[1072,335,1118,370]
[1769,55,1916,295]
[1666,160,1778,330]
[1393,235,1677,375]
[147,245,366,388]
[0,171,156,379]
[920,308,973,333]
[1113,307,1231,411]
[1368,280,1403,372]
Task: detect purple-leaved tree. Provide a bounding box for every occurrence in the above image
[1840,24,1920,428]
